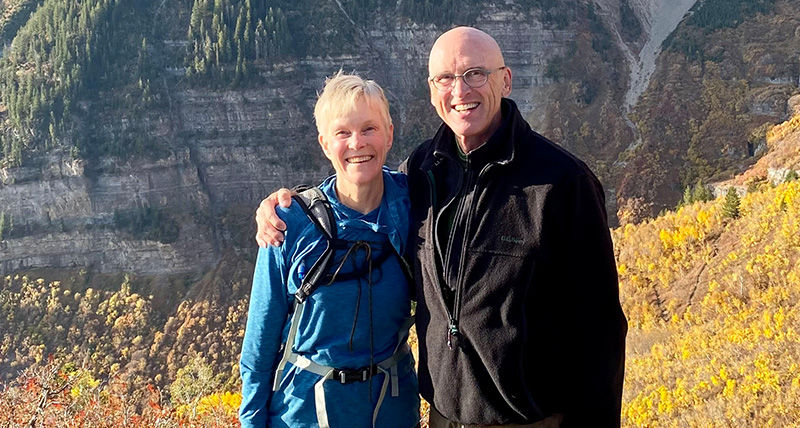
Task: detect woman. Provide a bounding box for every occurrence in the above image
[239,72,419,428]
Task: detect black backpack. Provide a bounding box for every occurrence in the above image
[291,187,413,303]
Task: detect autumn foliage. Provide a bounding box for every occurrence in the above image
[0,256,253,427]
[616,179,800,426]
[0,357,240,428]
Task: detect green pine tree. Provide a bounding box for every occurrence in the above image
[680,185,693,207]
[722,187,741,219]
[692,181,714,203]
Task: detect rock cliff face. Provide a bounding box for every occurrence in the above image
[0,150,210,274]
[1,0,797,274]
[0,120,328,275]
[0,7,583,276]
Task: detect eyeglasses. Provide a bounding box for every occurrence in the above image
[428,67,506,91]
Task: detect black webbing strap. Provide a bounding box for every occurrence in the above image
[293,188,336,303]
[291,187,414,303]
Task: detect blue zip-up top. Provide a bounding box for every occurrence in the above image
[240,168,419,428]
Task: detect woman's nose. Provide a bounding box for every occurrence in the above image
[348,134,365,150]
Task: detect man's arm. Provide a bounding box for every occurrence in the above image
[255,188,295,247]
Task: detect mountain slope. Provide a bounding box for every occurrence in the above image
[614,0,799,221]
[615,113,800,425]
[0,0,635,277]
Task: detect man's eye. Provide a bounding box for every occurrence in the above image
[465,69,486,79]
[336,130,351,137]
[363,126,377,133]
[435,75,454,84]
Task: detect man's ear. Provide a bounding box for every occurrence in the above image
[502,67,512,97]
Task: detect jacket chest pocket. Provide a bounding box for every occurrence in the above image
[468,186,545,258]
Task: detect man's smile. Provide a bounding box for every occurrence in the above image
[453,102,479,112]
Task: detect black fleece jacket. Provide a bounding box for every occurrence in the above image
[401,99,627,427]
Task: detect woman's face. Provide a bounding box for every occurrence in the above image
[318,97,393,191]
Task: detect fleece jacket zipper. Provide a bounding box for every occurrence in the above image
[444,159,473,350]
[425,167,455,347]
[425,162,464,350]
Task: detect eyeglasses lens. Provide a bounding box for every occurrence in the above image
[431,68,498,90]
[463,70,488,87]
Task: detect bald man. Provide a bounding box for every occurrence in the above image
[256,27,627,428]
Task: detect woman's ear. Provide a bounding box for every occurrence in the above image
[318,133,332,160]
[386,123,394,150]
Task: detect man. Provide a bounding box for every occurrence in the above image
[256,27,627,428]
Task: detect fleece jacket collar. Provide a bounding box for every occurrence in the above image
[425,98,522,172]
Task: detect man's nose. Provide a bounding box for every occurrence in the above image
[451,76,471,97]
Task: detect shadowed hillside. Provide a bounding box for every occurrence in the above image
[614,0,800,221]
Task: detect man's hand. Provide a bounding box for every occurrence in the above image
[255,188,295,247]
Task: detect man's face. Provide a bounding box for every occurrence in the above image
[428,29,511,151]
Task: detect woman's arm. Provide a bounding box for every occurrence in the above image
[239,246,291,428]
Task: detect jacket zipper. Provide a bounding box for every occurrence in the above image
[450,161,496,349]
[444,160,473,349]
[425,167,459,348]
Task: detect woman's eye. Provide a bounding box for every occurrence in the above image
[335,130,351,137]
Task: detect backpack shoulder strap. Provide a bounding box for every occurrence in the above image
[395,250,414,300]
[291,187,415,302]
[292,188,338,303]
[293,187,336,240]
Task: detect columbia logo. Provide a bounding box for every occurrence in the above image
[500,235,524,245]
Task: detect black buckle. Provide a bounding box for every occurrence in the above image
[333,365,379,384]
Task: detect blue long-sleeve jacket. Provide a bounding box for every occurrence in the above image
[239,168,419,428]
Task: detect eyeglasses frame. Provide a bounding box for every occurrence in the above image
[428,66,507,91]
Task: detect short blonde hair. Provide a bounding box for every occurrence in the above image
[314,71,392,135]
